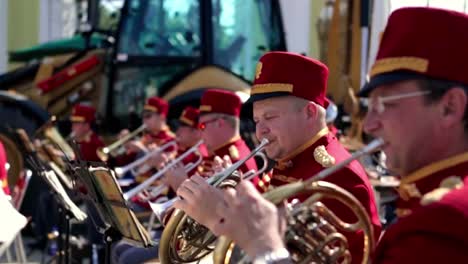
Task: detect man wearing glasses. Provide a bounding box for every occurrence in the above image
[205,7,468,264]
[174,52,381,264]
[163,89,259,191]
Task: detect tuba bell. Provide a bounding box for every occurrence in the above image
[157,139,270,264]
[213,138,384,264]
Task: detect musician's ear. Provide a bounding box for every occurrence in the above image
[305,102,318,119]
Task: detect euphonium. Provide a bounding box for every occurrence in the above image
[113,140,178,178]
[158,139,270,264]
[213,138,384,264]
[96,124,146,162]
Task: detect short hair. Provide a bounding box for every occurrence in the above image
[209,113,239,130]
[417,79,468,130]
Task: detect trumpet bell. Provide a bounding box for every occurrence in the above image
[96,147,111,162]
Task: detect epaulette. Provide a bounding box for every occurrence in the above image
[313,145,335,168]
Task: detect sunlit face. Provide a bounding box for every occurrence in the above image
[176,125,201,148]
[71,121,90,139]
[198,113,222,151]
[253,97,309,160]
[142,111,162,132]
[363,80,440,175]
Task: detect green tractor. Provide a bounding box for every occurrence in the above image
[0,0,286,216]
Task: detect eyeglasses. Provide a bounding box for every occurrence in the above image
[367,90,431,114]
[198,118,219,131]
[142,112,156,119]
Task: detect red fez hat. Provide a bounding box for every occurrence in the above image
[179,106,200,128]
[70,104,96,123]
[360,7,468,96]
[249,51,329,108]
[200,89,241,117]
[144,96,169,117]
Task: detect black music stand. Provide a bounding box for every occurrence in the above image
[26,157,87,264]
[15,129,86,264]
[71,159,153,264]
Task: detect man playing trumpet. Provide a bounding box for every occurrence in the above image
[163,89,260,192]
[174,52,381,264]
[113,96,175,180]
[205,7,468,264]
[70,104,104,162]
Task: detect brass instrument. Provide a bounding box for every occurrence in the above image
[35,116,75,160]
[123,140,205,200]
[16,129,74,190]
[96,124,147,162]
[157,139,270,264]
[113,140,178,178]
[213,138,384,264]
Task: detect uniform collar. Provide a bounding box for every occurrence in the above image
[401,151,468,185]
[276,127,329,164]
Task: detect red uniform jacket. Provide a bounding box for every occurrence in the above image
[0,141,10,195]
[77,131,105,162]
[114,129,175,166]
[373,152,468,263]
[267,128,381,264]
[178,143,209,176]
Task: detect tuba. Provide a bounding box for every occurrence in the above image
[158,139,270,264]
[213,138,384,264]
[96,124,147,162]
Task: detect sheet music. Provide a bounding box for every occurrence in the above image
[89,167,153,247]
[0,189,27,244]
[42,170,87,221]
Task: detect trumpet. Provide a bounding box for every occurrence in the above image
[96,124,146,162]
[157,139,270,263]
[123,140,204,200]
[213,138,385,264]
[113,140,178,178]
[149,150,269,223]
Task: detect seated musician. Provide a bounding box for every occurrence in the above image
[174,52,381,264]
[149,106,208,175]
[70,104,104,162]
[200,8,468,264]
[113,96,175,180]
[112,106,208,264]
[163,89,259,193]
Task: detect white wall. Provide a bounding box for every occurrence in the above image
[279,0,312,55]
[0,0,7,72]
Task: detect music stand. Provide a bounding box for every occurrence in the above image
[16,129,86,264]
[71,160,153,264]
[27,157,87,264]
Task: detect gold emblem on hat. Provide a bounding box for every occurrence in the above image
[229,145,239,160]
[255,62,263,79]
[313,145,335,168]
[421,176,464,206]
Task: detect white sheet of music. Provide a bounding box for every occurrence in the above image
[0,189,27,243]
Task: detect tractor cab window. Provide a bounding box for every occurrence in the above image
[212,0,284,81]
[118,0,201,57]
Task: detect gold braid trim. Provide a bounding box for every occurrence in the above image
[370,57,429,77]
